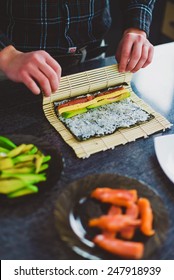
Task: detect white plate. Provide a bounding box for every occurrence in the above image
[154,134,174,183]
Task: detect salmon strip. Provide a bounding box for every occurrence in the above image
[91,188,137,207]
[96,86,125,98]
[93,234,144,259]
[57,87,125,110]
[120,203,139,239]
[138,198,155,236]
[57,95,94,109]
[103,206,122,238]
[89,214,141,232]
[107,205,122,216]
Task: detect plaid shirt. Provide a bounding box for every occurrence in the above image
[0,0,156,53]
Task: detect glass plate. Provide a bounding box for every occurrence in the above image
[0,134,64,201]
[54,173,169,260]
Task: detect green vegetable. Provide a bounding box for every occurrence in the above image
[42,155,51,163]
[0,178,30,194]
[38,164,49,172]
[13,154,39,164]
[1,166,35,174]
[0,173,46,184]
[35,155,44,173]
[0,158,14,170]
[0,136,51,198]
[7,185,38,198]
[27,146,38,155]
[0,136,17,150]
[0,147,10,155]
[8,144,27,158]
[62,108,87,118]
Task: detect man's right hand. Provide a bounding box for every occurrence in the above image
[0,45,61,96]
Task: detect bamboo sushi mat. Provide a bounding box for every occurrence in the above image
[43,64,172,158]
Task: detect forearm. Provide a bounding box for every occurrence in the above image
[119,0,156,37]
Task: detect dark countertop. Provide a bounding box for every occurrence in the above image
[0,42,174,260]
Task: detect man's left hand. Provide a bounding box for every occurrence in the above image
[116,28,154,73]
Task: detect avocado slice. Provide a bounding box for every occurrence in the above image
[87,92,130,109]
[60,92,130,117]
[0,136,17,150]
[0,173,46,184]
[7,185,38,198]
[61,107,87,118]
[0,178,29,194]
[0,157,14,170]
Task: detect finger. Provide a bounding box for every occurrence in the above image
[29,67,52,97]
[131,44,149,73]
[126,42,142,72]
[142,45,154,68]
[44,53,62,85]
[39,62,60,92]
[20,71,41,95]
[46,57,62,81]
[31,50,61,92]
[118,39,133,72]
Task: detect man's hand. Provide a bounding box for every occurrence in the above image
[116,28,154,73]
[0,45,61,96]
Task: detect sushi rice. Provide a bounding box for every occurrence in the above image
[57,98,152,141]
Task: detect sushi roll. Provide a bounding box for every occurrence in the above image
[54,85,153,141]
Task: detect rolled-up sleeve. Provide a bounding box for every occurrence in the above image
[120,0,156,36]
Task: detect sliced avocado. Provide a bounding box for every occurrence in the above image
[0,147,10,154]
[0,173,46,184]
[0,157,14,170]
[8,144,27,158]
[27,146,38,155]
[0,136,17,150]
[1,166,35,174]
[0,178,29,194]
[87,92,130,109]
[35,155,44,173]
[13,154,38,164]
[7,185,38,198]
[61,107,87,118]
[42,155,51,163]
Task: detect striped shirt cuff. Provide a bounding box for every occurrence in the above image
[0,32,13,49]
[122,3,155,37]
